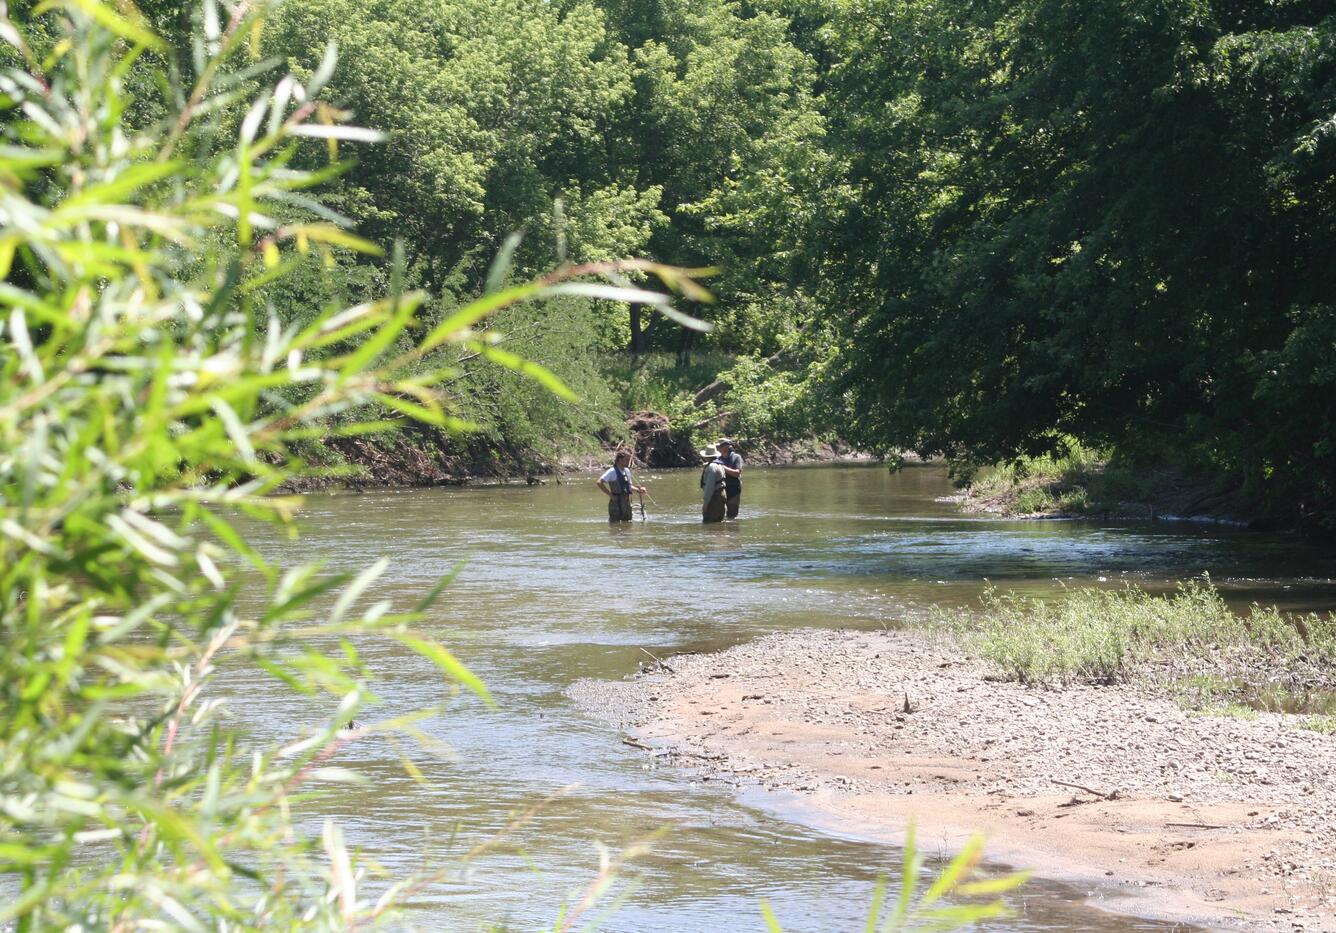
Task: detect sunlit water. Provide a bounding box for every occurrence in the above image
[220,464,1336,931]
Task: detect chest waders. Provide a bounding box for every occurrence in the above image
[701,463,726,523]
[608,467,634,522]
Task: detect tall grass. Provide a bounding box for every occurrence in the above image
[930,581,1336,685]
[962,438,1167,516]
[0,3,706,926]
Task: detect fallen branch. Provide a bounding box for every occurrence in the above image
[1051,778,1117,799]
[691,410,733,431]
[638,647,676,674]
[692,379,731,409]
[1165,822,1225,830]
[690,350,788,408]
[622,737,653,751]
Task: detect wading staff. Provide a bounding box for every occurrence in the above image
[630,453,655,520]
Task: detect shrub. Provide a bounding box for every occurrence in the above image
[0,3,702,926]
[930,581,1336,685]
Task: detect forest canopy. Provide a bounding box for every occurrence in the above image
[819,0,1336,531]
[5,0,1334,527]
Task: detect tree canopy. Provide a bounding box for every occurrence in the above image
[819,0,1336,528]
[6,0,1332,520]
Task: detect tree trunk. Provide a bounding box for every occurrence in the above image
[629,303,644,354]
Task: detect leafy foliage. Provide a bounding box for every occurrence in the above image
[820,0,1336,530]
[0,2,705,925]
[262,0,830,362]
[761,828,1028,931]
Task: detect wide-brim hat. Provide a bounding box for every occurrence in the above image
[699,444,720,459]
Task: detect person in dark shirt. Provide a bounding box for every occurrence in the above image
[715,438,743,518]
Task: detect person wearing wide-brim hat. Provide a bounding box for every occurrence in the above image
[713,438,743,518]
[698,444,727,523]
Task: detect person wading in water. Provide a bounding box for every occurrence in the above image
[596,450,647,523]
[715,438,743,518]
[699,443,727,523]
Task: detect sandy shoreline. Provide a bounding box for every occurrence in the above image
[569,628,1336,931]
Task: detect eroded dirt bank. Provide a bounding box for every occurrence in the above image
[570,629,1336,931]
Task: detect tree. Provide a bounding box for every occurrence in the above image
[597,0,837,356]
[0,2,705,924]
[821,0,1336,528]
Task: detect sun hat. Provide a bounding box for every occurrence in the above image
[698,443,720,459]
[716,438,734,448]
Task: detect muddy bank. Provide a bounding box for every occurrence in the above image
[948,461,1271,529]
[280,411,868,491]
[570,629,1336,931]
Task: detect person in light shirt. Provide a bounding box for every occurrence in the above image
[596,449,647,522]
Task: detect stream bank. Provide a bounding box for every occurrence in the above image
[570,628,1336,931]
[283,410,865,490]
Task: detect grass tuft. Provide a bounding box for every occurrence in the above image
[929,580,1336,686]
[1194,702,1260,720]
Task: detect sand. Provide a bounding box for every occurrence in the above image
[569,628,1336,931]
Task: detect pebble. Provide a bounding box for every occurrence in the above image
[567,627,1336,929]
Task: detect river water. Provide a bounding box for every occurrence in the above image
[230,463,1335,931]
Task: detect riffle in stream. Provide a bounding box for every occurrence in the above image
[227,464,1335,931]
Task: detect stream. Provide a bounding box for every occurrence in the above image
[229,463,1336,931]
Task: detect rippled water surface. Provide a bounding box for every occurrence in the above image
[230,463,1336,931]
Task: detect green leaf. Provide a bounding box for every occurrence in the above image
[255,657,314,695]
[863,874,887,933]
[412,561,467,614]
[390,633,493,707]
[466,341,578,401]
[51,0,167,50]
[372,391,446,425]
[419,283,543,354]
[328,557,388,625]
[286,223,384,256]
[197,508,269,576]
[955,871,1031,896]
[336,292,425,377]
[485,232,523,293]
[891,824,921,925]
[60,160,182,209]
[921,834,984,905]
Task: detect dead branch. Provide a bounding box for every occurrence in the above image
[1050,778,1118,799]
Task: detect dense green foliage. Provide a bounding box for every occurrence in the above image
[6,0,1333,487]
[240,0,832,468]
[0,2,703,925]
[820,0,1336,529]
[229,0,1336,527]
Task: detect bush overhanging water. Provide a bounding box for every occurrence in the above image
[0,2,707,926]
